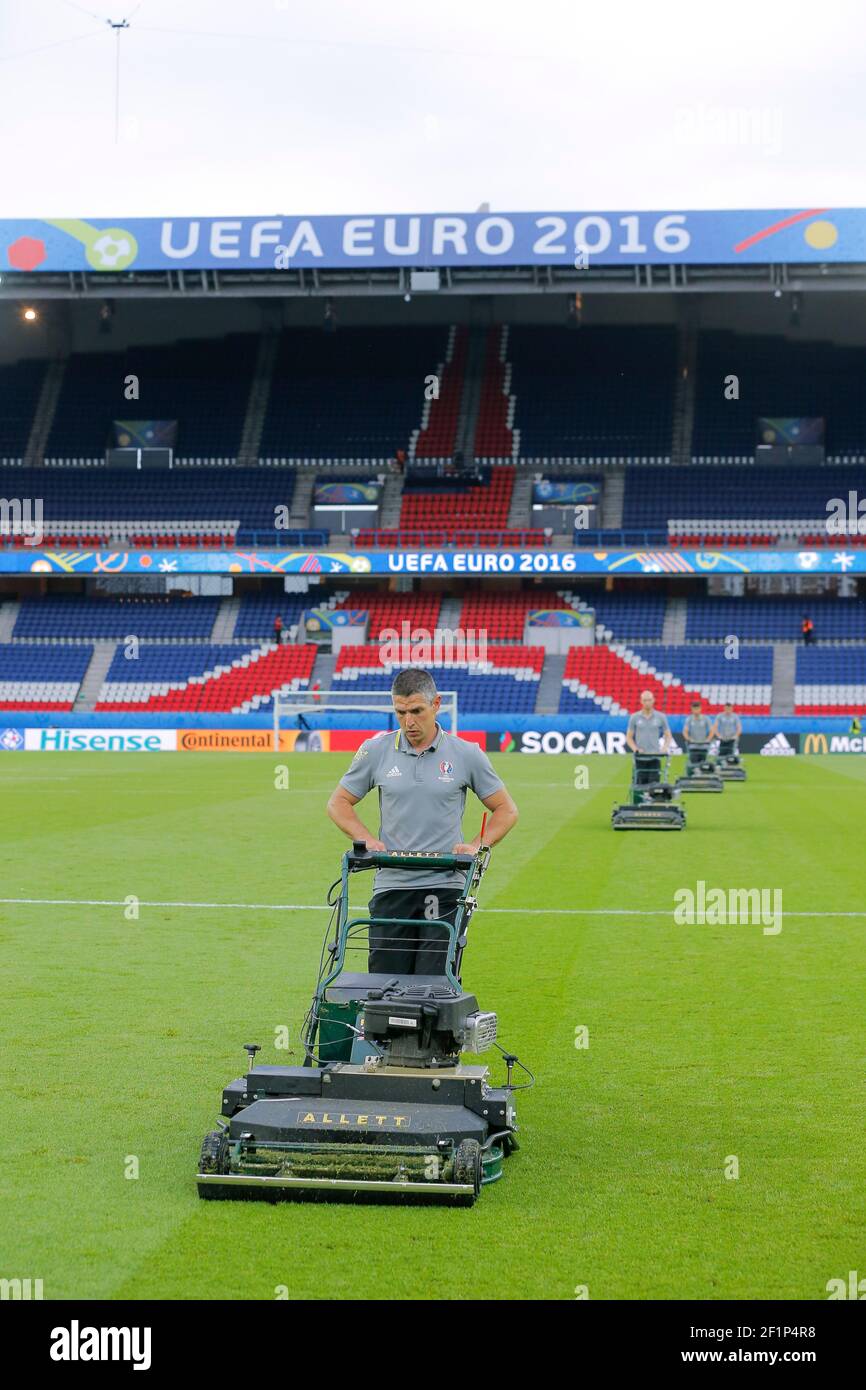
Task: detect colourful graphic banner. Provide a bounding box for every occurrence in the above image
[527,609,594,627]
[113,420,178,449]
[533,480,601,505]
[2,546,866,576]
[314,482,380,506]
[757,417,825,446]
[1,209,862,273]
[303,608,367,630]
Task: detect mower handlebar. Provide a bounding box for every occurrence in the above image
[348,843,475,872]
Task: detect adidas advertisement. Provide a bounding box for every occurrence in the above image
[757,732,798,756]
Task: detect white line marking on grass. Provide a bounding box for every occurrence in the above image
[2,898,866,919]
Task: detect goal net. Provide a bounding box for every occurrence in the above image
[272,688,458,750]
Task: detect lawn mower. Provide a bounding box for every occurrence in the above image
[675,742,725,793]
[611,752,686,830]
[714,739,747,781]
[196,843,530,1205]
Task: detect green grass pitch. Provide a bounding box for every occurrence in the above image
[2,750,864,1301]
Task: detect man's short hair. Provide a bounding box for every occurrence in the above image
[391,667,438,704]
[691,700,701,709]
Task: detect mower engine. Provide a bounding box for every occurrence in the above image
[362,984,497,1067]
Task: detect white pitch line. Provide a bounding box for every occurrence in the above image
[1,898,865,919]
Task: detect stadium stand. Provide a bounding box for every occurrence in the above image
[14,596,220,639]
[0,358,50,458]
[691,331,866,463]
[234,593,317,640]
[95,642,316,711]
[0,643,92,710]
[356,465,532,547]
[260,326,448,460]
[558,643,772,715]
[794,647,866,713]
[685,595,866,642]
[333,589,443,639]
[333,644,544,712]
[0,467,296,548]
[473,326,516,459]
[622,466,866,531]
[505,324,676,461]
[44,335,258,460]
[412,325,466,458]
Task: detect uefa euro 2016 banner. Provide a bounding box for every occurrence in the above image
[2,209,862,273]
[1,547,865,576]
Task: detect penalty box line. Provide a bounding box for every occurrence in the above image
[1,897,866,919]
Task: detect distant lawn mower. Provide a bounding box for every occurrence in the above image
[611,752,686,830]
[714,739,747,781]
[675,744,725,794]
[197,844,530,1205]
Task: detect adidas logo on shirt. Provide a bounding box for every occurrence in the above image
[385,765,402,777]
[760,732,795,756]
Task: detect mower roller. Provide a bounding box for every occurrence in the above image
[611,752,686,830]
[197,843,529,1205]
[714,739,747,781]
[675,744,724,794]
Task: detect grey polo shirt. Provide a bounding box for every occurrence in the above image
[627,709,671,753]
[339,723,504,891]
[684,714,712,744]
[716,713,741,739]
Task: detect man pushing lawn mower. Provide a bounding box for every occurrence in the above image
[710,703,747,781]
[676,700,724,793]
[196,667,527,1205]
[326,667,518,974]
[611,690,685,830]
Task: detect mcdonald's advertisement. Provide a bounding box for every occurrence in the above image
[801,731,866,754]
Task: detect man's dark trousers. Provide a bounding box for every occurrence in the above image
[368,888,463,975]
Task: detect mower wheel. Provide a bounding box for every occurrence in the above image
[199,1129,229,1176]
[453,1138,482,1201]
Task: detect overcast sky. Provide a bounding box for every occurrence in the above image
[1,0,864,218]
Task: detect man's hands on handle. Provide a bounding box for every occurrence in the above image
[329,780,517,856]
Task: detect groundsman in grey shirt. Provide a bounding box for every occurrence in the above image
[626,690,673,755]
[327,666,518,975]
[711,703,742,743]
[683,700,713,748]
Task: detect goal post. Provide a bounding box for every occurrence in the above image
[272,688,459,751]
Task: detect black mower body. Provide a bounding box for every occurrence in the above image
[197,846,524,1204]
